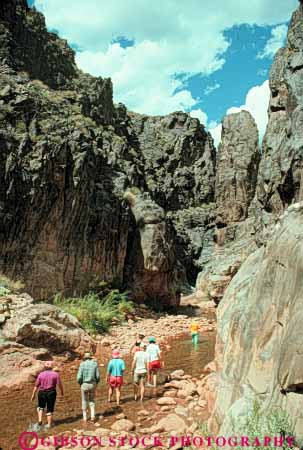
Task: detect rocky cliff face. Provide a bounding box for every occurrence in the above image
[197,3,303,304]
[0,0,218,306]
[254,5,303,217]
[208,203,303,442]
[207,3,303,440]
[215,111,259,225]
[196,111,259,303]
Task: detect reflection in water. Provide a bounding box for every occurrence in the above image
[0,333,215,449]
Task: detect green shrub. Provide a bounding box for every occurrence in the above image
[233,400,295,450]
[0,286,10,296]
[54,288,134,333]
[191,403,295,450]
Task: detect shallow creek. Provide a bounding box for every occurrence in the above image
[0,332,215,449]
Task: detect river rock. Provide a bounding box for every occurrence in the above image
[174,406,188,417]
[137,410,149,416]
[157,397,177,406]
[161,406,171,412]
[170,369,185,380]
[111,419,135,432]
[156,414,187,433]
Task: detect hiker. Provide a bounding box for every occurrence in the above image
[31,361,64,429]
[106,350,125,406]
[77,352,100,423]
[146,336,162,388]
[130,333,145,354]
[132,342,149,402]
[190,321,200,345]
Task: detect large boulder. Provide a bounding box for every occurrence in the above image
[1,294,94,353]
[0,293,95,387]
[156,414,187,433]
[124,194,182,307]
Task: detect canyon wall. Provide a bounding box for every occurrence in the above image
[207,3,303,441]
[0,0,217,306]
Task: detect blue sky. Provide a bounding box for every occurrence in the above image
[30,0,298,145]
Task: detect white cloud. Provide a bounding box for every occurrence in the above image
[204,83,221,96]
[34,0,296,115]
[190,109,208,125]
[257,24,288,59]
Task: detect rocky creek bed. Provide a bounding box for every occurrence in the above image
[0,298,216,450]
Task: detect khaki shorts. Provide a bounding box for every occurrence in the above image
[133,372,147,385]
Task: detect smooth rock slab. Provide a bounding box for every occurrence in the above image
[111,419,135,432]
[157,397,177,406]
[156,414,187,433]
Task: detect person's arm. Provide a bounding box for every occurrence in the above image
[106,361,111,382]
[157,345,164,368]
[31,386,38,401]
[157,344,162,358]
[144,354,148,371]
[57,374,64,396]
[95,364,101,384]
[131,354,136,373]
[130,342,136,354]
[77,364,83,385]
[122,359,126,374]
[31,374,41,401]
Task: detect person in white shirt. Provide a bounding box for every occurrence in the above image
[131,342,149,402]
[146,336,162,389]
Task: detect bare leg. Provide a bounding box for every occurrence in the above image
[134,383,138,401]
[108,386,113,402]
[140,379,145,402]
[37,409,43,424]
[46,413,53,427]
[116,387,121,406]
[153,373,157,388]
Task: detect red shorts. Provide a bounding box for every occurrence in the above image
[109,376,123,387]
[149,360,161,371]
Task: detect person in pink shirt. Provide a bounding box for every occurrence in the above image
[31,361,64,429]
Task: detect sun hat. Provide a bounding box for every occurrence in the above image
[112,350,120,358]
[84,352,92,359]
[44,361,53,369]
[149,336,156,343]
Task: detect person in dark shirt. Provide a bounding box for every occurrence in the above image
[31,361,64,429]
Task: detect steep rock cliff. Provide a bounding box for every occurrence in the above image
[208,203,303,442]
[208,3,303,440]
[196,111,259,303]
[253,3,303,220]
[0,0,218,305]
